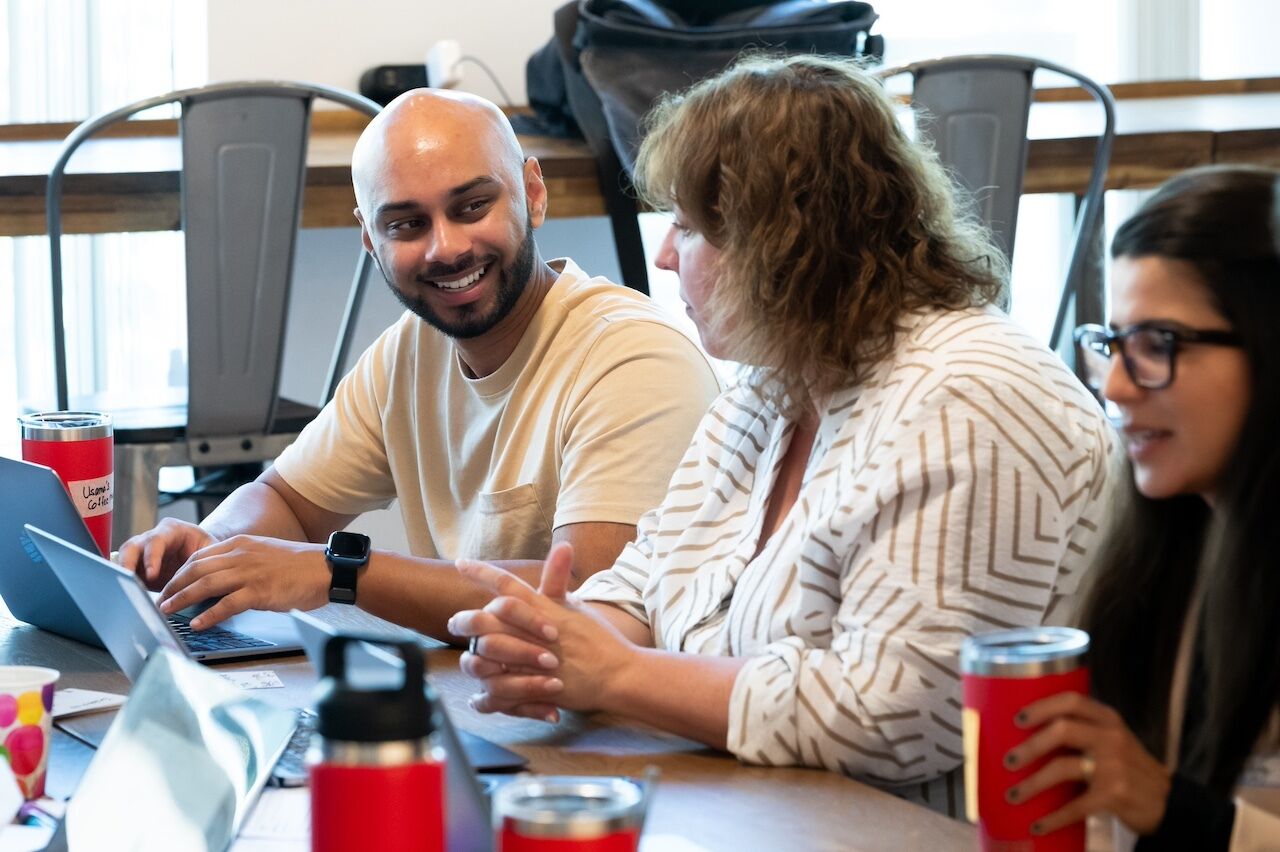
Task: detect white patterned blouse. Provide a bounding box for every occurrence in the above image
[575,304,1122,816]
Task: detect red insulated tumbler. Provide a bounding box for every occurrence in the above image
[494,775,648,852]
[309,634,446,852]
[20,412,113,556]
[962,627,1090,852]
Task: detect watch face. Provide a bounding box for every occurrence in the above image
[328,531,371,560]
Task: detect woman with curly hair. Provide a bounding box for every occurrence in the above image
[449,54,1118,813]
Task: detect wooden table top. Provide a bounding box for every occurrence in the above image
[0,116,607,237]
[0,604,974,851]
[2,85,1278,239]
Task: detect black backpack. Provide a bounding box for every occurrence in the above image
[517,0,883,292]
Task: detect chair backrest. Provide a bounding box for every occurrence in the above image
[46,81,380,438]
[877,55,1116,354]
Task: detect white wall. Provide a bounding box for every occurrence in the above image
[204,0,564,106]
[877,0,1127,82]
[1201,0,1280,78]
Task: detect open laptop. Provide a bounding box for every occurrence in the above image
[25,525,302,675]
[0,456,107,646]
[42,648,296,852]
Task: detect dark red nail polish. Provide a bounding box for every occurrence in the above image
[1015,710,1029,726]
[1030,822,1044,836]
[1006,787,1020,803]
[1004,753,1018,768]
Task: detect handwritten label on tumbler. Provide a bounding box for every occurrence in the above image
[68,474,113,518]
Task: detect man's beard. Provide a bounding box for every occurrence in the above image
[386,217,537,340]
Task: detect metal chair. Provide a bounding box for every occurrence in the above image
[45,81,381,543]
[877,55,1116,356]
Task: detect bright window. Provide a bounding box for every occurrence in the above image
[1,0,202,454]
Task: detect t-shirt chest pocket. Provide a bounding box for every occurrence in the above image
[458,483,552,562]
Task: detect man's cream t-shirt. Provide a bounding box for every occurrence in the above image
[272,259,721,562]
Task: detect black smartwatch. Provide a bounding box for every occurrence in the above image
[325,531,371,605]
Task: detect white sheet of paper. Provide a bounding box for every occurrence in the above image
[218,670,285,690]
[51,687,127,719]
[238,786,309,841]
[640,836,711,852]
[228,788,710,851]
[227,840,304,852]
[0,824,55,852]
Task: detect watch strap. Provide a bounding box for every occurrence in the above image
[328,559,359,604]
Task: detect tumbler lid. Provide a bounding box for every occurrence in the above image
[19,411,112,442]
[494,775,646,838]
[960,627,1089,677]
[313,634,436,743]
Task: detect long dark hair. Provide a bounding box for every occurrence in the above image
[1079,165,1280,793]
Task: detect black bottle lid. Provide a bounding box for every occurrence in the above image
[313,633,437,743]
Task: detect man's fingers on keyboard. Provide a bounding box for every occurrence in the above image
[188,590,251,630]
[160,555,242,611]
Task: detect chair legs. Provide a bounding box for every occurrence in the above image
[113,443,184,546]
[111,433,301,547]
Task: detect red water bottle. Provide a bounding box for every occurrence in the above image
[962,627,1090,852]
[20,411,113,556]
[309,634,446,852]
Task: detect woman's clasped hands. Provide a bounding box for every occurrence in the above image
[449,542,641,724]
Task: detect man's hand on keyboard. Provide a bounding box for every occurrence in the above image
[116,518,218,590]
[155,534,331,629]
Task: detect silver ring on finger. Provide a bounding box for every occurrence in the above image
[1080,753,1096,784]
[468,635,479,656]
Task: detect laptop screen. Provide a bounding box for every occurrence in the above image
[0,458,103,646]
[62,649,294,851]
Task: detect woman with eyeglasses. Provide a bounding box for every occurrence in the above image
[1008,165,1280,849]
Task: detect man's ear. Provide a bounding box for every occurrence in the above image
[523,157,549,229]
[356,218,391,285]
[354,207,375,254]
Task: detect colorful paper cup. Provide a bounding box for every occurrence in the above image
[0,666,59,799]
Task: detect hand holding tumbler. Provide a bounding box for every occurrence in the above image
[962,627,1090,852]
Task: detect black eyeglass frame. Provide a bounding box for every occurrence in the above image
[1073,321,1243,391]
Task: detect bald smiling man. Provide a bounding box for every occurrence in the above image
[117,90,721,642]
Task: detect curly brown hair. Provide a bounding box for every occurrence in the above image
[634,53,1008,413]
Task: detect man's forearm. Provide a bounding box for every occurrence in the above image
[362,523,636,641]
[357,552,547,642]
[199,481,311,543]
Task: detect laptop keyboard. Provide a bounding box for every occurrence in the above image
[268,710,506,794]
[168,614,275,653]
[271,708,317,786]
